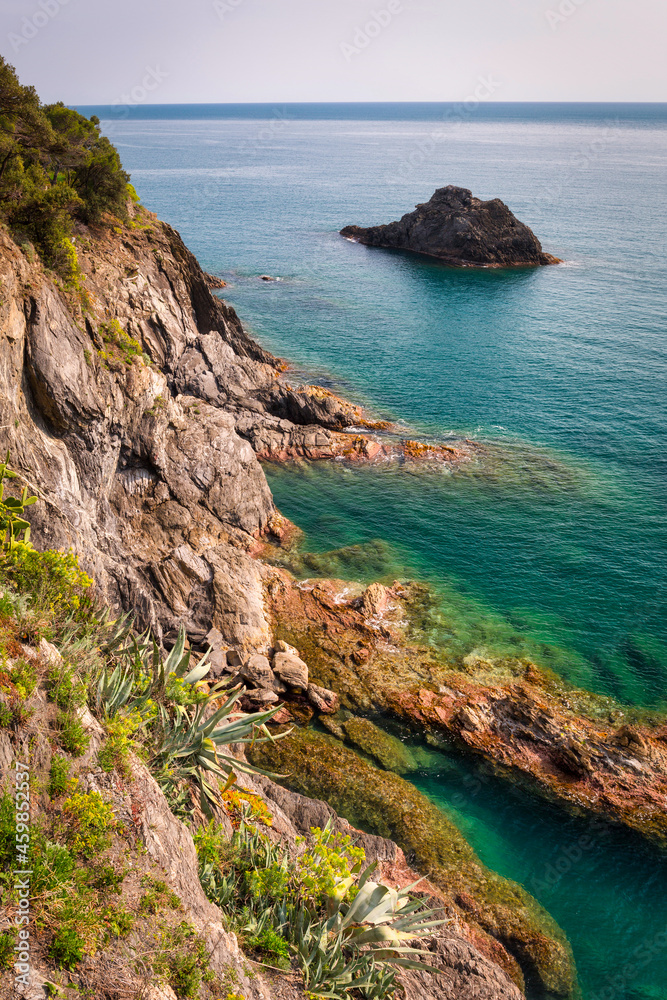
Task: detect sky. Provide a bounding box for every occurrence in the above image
[1,0,666,105]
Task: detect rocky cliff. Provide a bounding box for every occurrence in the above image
[0,210,546,999]
[341,186,560,267]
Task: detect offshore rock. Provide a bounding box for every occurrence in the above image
[341,186,560,267]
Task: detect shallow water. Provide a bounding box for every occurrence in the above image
[89,104,667,997]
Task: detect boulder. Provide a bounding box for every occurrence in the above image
[273,651,309,690]
[243,688,279,706]
[226,649,245,669]
[207,647,229,678]
[341,185,560,268]
[307,683,340,715]
[240,653,275,688]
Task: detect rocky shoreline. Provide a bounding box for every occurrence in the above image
[1,204,663,997]
[261,572,667,848]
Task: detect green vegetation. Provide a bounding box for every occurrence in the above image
[61,790,117,857]
[48,754,73,798]
[0,461,444,995]
[148,922,217,998]
[56,709,89,756]
[0,57,131,278]
[97,318,148,369]
[139,874,181,915]
[196,819,444,998]
[93,626,284,816]
[97,710,143,778]
[0,927,16,970]
[0,788,130,971]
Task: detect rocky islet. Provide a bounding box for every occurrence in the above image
[341,185,561,267]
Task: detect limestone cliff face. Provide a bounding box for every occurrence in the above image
[0,211,370,652]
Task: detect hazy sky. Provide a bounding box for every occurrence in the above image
[1,0,665,104]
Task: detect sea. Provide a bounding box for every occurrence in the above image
[78,101,667,999]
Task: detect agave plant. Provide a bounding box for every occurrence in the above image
[285,867,445,999]
[149,684,284,814]
[208,819,446,999]
[93,626,287,814]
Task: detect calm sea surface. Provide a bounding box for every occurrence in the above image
[83,103,667,999]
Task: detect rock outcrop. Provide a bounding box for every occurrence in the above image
[341,186,560,267]
[265,572,667,848]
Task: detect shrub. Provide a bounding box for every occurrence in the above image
[246,925,290,969]
[1,60,132,274]
[56,711,89,756]
[48,926,85,970]
[98,319,144,368]
[8,658,38,700]
[138,874,181,915]
[47,662,86,711]
[48,754,73,798]
[101,903,134,939]
[0,927,17,969]
[98,711,142,777]
[61,790,116,857]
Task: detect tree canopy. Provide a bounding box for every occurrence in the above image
[0,56,131,271]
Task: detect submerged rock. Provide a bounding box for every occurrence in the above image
[341,185,560,267]
[306,682,340,714]
[339,716,418,774]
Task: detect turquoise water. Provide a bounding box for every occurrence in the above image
[92,105,667,997]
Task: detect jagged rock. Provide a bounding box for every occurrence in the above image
[306,683,340,714]
[202,271,226,289]
[273,651,309,690]
[341,186,560,268]
[360,581,389,618]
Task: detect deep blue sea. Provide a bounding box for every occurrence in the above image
[82,103,667,999]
